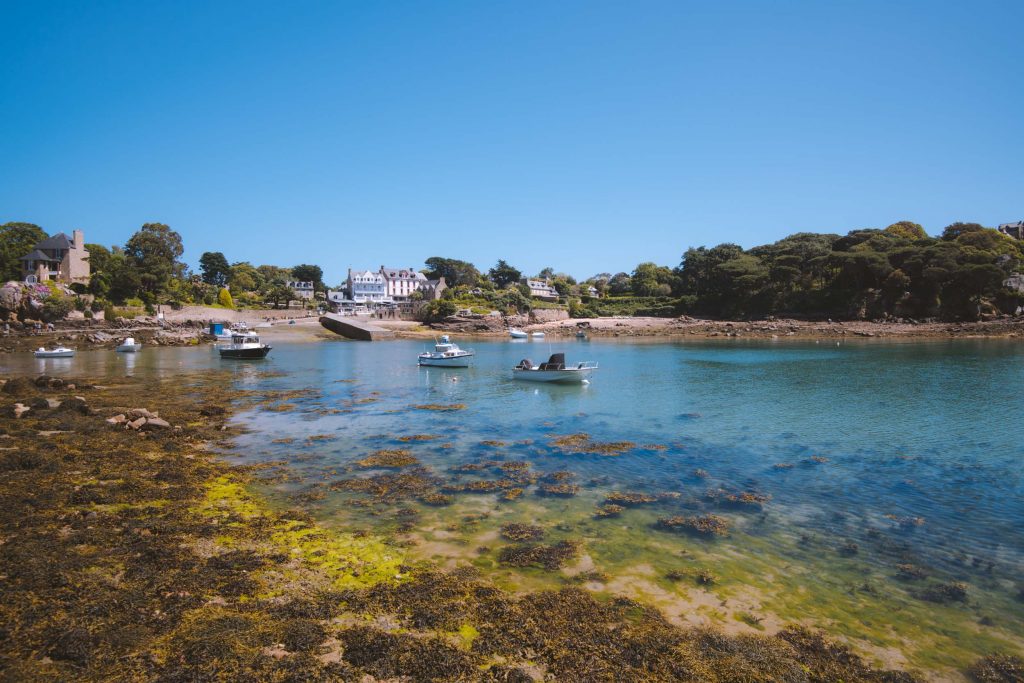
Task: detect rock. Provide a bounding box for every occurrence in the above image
[28,397,51,410]
[10,403,30,419]
[57,397,90,414]
[65,384,76,391]
[48,378,66,389]
[127,417,147,430]
[34,376,53,388]
[106,414,127,425]
[2,377,36,395]
[46,398,61,409]
[128,408,158,420]
[142,417,171,430]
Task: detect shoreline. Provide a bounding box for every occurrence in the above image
[4,370,1002,681]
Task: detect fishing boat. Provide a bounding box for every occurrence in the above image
[218,332,272,359]
[34,346,75,358]
[509,328,528,339]
[512,353,597,384]
[417,335,474,367]
[531,331,545,338]
[115,337,142,353]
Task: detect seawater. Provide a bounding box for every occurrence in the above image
[8,337,1023,673]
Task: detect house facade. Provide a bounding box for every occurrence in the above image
[998,221,1023,240]
[522,278,559,300]
[347,269,386,304]
[287,281,315,300]
[380,265,430,301]
[19,230,90,284]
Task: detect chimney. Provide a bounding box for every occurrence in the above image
[72,229,84,249]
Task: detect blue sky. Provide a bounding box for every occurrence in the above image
[2,0,1021,285]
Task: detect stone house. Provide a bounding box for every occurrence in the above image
[19,230,90,284]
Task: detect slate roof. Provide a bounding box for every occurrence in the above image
[19,249,58,262]
[33,233,72,251]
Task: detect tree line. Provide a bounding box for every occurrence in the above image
[423,221,1024,321]
[0,221,327,312]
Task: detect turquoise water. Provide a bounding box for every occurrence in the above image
[7,337,1024,670]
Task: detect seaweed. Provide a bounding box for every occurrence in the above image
[605,491,659,506]
[656,514,730,536]
[397,434,441,442]
[916,581,968,604]
[500,488,524,501]
[537,483,580,497]
[497,540,580,570]
[412,403,467,412]
[594,503,625,518]
[355,449,419,469]
[501,523,545,542]
[896,563,928,580]
[549,433,636,456]
[967,654,1024,682]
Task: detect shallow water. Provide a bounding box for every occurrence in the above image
[6,336,1023,672]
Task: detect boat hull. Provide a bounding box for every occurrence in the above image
[512,367,594,383]
[418,353,474,367]
[116,344,142,353]
[219,346,272,359]
[509,330,528,339]
[34,351,75,359]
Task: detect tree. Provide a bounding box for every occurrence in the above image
[229,262,263,292]
[0,222,47,282]
[607,272,632,296]
[940,222,985,242]
[199,251,231,287]
[424,257,481,288]
[218,287,235,308]
[884,221,928,241]
[488,260,522,288]
[291,264,324,292]
[537,266,555,280]
[263,283,293,309]
[124,223,184,297]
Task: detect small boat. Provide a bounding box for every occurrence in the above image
[215,322,249,344]
[509,328,528,339]
[34,346,75,358]
[575,330,587,338]
[418,335,474,367]
[512,353,597,384]
[531,331,545,338]
[218,332,272,359]
[115,337,142,353]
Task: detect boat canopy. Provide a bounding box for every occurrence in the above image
[539,353,566,370]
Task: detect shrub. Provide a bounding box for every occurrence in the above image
[103,303,117,321]
[41,296,74,322]
[83,309,93,319]
[218,288,235,308]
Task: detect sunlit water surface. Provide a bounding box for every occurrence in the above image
[6,336,1023,672]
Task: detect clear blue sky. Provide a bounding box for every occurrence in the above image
[2,0,1021,285]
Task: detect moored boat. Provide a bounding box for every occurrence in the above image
[418,335,474,367]
[218,332,272,359]
[531,331,545,338]
[509,328,528,339]
[34,346,75,358]
[116,337,143,353]
[512,353,597,384]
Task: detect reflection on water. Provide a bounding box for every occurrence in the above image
[4,337,1024,669]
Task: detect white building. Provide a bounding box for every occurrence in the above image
[287,281,315,300]
[347,269,387,304]
[522,278,559,300]
[380,265,430,301]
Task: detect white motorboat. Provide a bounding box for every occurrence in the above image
[218,332,272,359]
[116,337,142,353]
[215,322,249,344]
[531,331,545,338]
[509,328,528,339]
[34,346,75,358]
[513,353,597,384]
[418,335,474,367]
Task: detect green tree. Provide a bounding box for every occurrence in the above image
[199,251,231,287]
[537,266,555,280]
[291,264,324,291]
[0,222,47,282]
[218,287,235,308]
[124,223,184,297]
[263,283,294,309]
[883,221,928,240]
[424,257,481,287]
[607,272,632,296]
[229,262,263,292]
[488,260,522,288]
[940,222,986,242]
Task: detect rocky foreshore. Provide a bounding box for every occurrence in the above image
[5,371,1012,681]
[0,318,212,353]
[432,313,1024,340]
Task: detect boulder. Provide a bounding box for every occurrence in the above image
[28,397,50,410]
[128,408,158,420]
[127,417,147,430]
[141,417,171,430]
[56,397,90,414]
[10,403,30,419]
[106,414,127,425]
[2,377,36,396]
